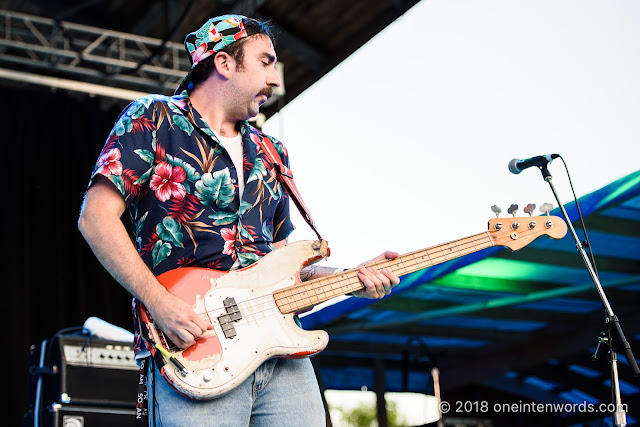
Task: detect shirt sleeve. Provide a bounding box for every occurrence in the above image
[89,97,159,205]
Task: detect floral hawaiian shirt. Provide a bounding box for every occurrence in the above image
[89,91,294,357]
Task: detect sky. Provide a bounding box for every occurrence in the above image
[262,0,640,273]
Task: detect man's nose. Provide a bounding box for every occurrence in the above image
[268,65,281,88]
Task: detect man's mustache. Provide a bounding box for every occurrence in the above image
[258,88,273,99]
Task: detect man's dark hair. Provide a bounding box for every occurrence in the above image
[190,19,275,89]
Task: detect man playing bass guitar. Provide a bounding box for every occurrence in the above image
[78,14,399,426]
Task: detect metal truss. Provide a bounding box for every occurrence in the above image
[0,8,286,109]
[0,9,189,97]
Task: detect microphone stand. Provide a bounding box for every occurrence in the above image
[537,164,639,427]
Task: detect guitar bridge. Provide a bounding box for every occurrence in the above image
[217,297,242,339]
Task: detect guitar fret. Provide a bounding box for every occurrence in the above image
[424,247,434,268]
[313,279,325,302]
[330,275,344,296]
[322,277,337,298]
[300,282,317,308]
[453,239,462,259]
[322,278,334,298]
[278,289,290,313]
[405,250,423,273]
[427,246,444,265]
[444,242,457,261]
[439,242,447,261]
[470,235,480,252]
[411,252,424,271]
[399,254,409,276]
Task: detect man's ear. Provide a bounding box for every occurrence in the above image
[213,52,235,79]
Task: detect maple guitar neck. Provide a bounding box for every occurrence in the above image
[274,231,494,314]
[274,213,568,315]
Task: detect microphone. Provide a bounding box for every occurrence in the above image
[508,154,560,174]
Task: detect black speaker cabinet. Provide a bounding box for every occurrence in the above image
[47,404,137,427]
[29,334,140,410]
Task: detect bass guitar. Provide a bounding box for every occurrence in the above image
[139,214,567,400]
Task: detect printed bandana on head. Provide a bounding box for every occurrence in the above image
[185,15,248,68]
[175,15,252,94]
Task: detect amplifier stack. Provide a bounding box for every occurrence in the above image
[27,333,140,426]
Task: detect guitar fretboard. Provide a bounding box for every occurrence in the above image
[274,231,494,314]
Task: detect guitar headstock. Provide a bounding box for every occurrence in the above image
[487,203,567,250]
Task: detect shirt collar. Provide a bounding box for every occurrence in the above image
[169,91,254,139]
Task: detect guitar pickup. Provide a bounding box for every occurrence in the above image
[217,297,242,339]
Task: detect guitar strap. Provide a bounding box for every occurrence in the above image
[135,357,149,426]
[255,135,323,241]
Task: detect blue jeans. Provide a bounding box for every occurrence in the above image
[148,357,326,426]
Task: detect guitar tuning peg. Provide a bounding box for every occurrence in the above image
[524,203,536,216]
[491,205,502,217]
[507,204,519,217]
[539,203,553,216]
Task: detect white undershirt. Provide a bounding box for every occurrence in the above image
[213,131,244,198]
[212,131,245,271]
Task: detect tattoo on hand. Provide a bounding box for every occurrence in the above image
[300,265,340,281]
[300,266,316,281]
